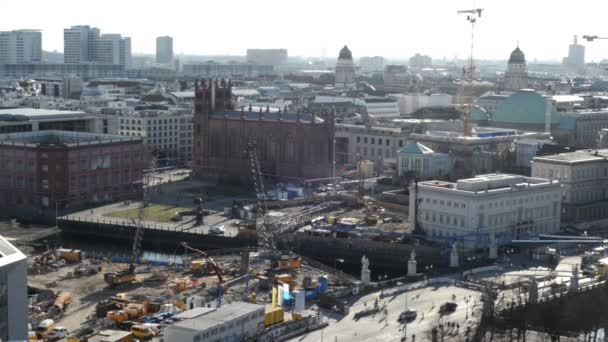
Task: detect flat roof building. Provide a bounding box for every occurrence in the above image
[0,130,143,220]
[410,173,561,248]
[0,108,111,134]
[0,235,28,341]
[532,149,608,224]
[163,302,265,342]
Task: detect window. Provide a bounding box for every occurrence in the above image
[386,140,390,146]
[364,137,368,143]
[399,140,403,147]
[357,136,361,143]
[378,138,382,145]
[371,138,375,144]
[42,164,48,172]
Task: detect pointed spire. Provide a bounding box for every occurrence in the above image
[266,104,270,113]
[248,104,252,112]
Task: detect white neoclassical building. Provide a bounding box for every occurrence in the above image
[397,142,451,179]
[335,45,356,89]
[504,46,528,91]
[532,149,608,224]
[409,173,561,248]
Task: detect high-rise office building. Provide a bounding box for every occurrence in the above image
[156,36,173,64]
[64,26,131,66]
[0,30,42,64]
[63,25,99,63]
[96,34,131,66]
[246,49,287,66]
[563,35,585,72]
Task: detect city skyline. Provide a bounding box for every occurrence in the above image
[1,0,607,62]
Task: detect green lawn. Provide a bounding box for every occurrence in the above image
[104,204,192,223]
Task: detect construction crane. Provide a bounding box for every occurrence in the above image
[583,35,608,42]
[181,242,224,307]
[247,141,278,256]
[104,161,154,287]
[457,8,483,138]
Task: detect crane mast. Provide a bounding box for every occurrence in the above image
[247,141,277,255]
[457,8,483,138]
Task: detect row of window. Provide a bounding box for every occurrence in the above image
[422,211,466,227]
[356,136,401,147]
[193,310,263,340]
[356,146,395,158]
[424,198,467,209]
[120,118,184,125]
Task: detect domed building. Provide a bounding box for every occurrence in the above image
[472,89,559,130]
[335,45,356,89]
[504,46,528,91]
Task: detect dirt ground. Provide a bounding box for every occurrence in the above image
[26,251,343,335]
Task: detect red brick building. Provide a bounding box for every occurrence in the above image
[192,79,335,182]
[0,130,143,218]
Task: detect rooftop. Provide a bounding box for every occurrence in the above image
[0,108,88,121]
[167,302,263,332]
[87,330,132,342]
[210,110,324,124]
[420,173,557,193]
[398,142,435,155]
[533,149,608,164]
[0,235,26,267]
[0,130,140,147]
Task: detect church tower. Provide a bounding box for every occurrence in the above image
[334,45,356,89]
[504,45,528,91]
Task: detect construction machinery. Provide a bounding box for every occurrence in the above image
[104,166,153,287]
[247,141,278,257]
[180,242,223,284]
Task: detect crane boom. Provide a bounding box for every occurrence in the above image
[181,242,223,283]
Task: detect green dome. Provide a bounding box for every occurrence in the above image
[339,45,352,60]
[508,47,526,64]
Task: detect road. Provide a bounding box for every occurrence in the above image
[291,285,482,342]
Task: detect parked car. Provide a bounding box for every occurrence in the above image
[210,224,225,236]
[398,309,417,323]
[131,325,155,341]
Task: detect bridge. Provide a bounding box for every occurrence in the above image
[12,227,60,246]
[266,201,343,235]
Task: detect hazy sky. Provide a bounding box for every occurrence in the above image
[3,0,607,62]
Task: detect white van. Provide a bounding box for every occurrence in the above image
[210,224,225,236]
